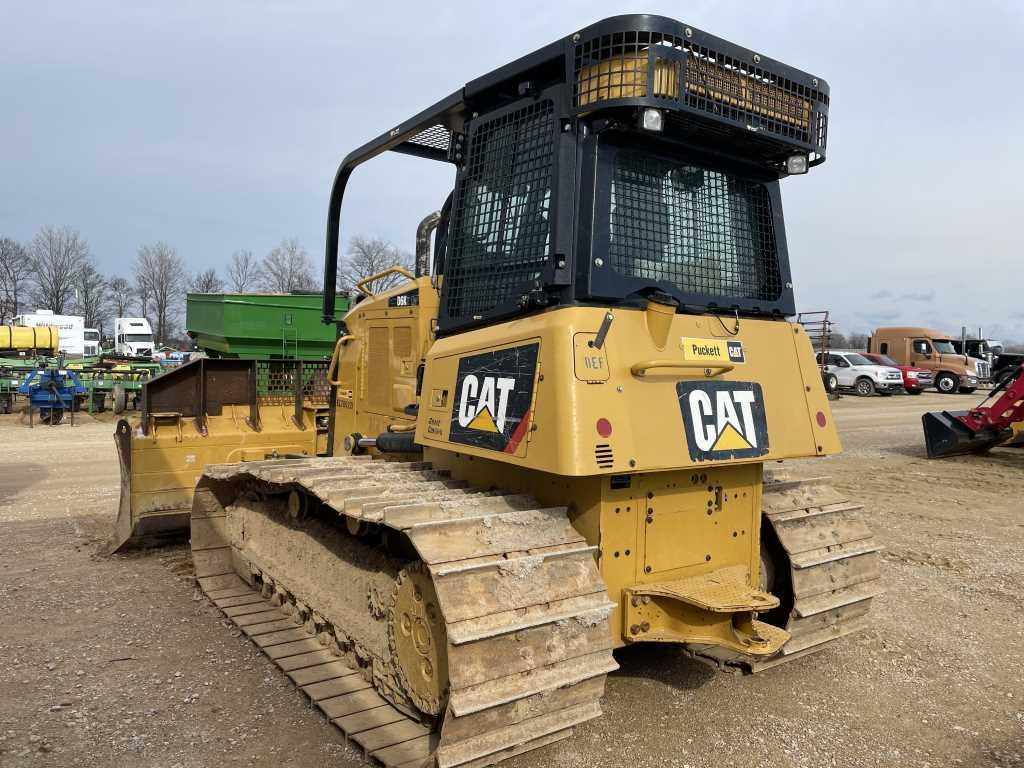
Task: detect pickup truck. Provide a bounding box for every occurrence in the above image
[816,351,905,396]
[862,352,933,394]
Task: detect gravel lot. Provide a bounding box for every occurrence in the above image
[0,391,1021,767]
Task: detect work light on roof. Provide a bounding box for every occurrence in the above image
[786,154,809,175]
[639,108,664,133]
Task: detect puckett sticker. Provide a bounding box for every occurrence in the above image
[676,381,769,462]
[449,343,539,454]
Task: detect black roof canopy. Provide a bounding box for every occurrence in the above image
[323,14,830,323]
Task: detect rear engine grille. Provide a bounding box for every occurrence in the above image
[595,444,614,468]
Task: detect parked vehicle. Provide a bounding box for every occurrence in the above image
[862,352,933,394]
[83,328,101,357]
[113,318,154,357]
[949,338,1024,386]
[868,327,984,394]
[816,350,905,396]
[14,310,85,357]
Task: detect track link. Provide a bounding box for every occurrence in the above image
[191,456,617,768]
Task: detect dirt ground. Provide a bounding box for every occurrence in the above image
[0,392,1021,768]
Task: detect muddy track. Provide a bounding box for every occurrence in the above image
[191,456,618,767]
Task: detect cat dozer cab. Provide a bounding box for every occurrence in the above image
[191,15,881,767]
[110,357,331,551]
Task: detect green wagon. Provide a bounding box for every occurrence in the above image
[186,292,350,360]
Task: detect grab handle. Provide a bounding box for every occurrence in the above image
[355,266,415,297]
[630,360,734,378]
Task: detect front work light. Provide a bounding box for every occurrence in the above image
[786,154,809,174]
[639,108,664,132]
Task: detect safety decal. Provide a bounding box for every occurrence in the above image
[449,342,539,453]
[676,380,769,462]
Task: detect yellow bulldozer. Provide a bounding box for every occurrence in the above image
[132,14,883,766]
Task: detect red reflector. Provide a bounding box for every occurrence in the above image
[596,418,613,438]
[816,411,827,428]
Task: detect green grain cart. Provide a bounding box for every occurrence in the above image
[186,292,351,360]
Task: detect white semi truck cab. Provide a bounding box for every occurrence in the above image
[83,328,101,357]
[114,317,155,357]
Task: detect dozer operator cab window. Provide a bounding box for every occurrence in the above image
[442,100,556,325]
[601,146,782,304]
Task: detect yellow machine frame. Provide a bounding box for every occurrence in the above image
[327,275,840,656]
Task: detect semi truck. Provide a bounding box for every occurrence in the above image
[84,328,101,357]
[868,327,987,393]
[113,317,155,357]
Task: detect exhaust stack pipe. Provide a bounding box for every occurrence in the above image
[415,211,442,277]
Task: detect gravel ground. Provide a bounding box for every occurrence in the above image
[0,392,1021,767]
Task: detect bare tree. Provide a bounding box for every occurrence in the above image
[108,276,134,317]
[259,239,316,293]
[134,242,187,345]
[847,332,870,351]
[190,268,224,293]
[340,236,413,294]
[227,249,260,292]
[136,284,152,320]
[0,238,31,322]
[73,262,109,331]
[27,225,91,313]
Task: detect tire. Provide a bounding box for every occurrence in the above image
[93,394,106,413]
[959,387,977,395]
[1,395,11,414]
[854,377,875,397]
[935,373,959,394]
[113,384,127,414]
[825,373,839,393]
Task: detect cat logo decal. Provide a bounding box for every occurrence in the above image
[677,381,769,461]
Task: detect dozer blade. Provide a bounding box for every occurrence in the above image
[108,357,328,552]
[922,410,1004,459]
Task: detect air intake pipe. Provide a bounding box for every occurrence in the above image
[415,210,442,277]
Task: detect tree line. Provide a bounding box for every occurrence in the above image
[0,226,412,346]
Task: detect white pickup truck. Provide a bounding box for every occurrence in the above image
[816,350,905,396]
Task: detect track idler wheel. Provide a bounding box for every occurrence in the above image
[388,562,449,715]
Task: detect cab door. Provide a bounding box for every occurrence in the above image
[910,339,933,368]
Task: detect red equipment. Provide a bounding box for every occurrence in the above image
[923,364,1024,458]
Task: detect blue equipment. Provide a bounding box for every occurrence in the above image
[18,364,86,424]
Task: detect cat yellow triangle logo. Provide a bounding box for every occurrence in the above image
[467,406,499,433]
[711,422,753,452]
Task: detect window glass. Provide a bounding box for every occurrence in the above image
[844,353,872,366]
[913,340,932,355]
[607,149,782,301]
[443,100,555,323]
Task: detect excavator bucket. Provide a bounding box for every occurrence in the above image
[109,357,330,552]
[923,365,1024,459]
[921,410,1003,458]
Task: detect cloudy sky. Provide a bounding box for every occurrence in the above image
[3,1,1022,339]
